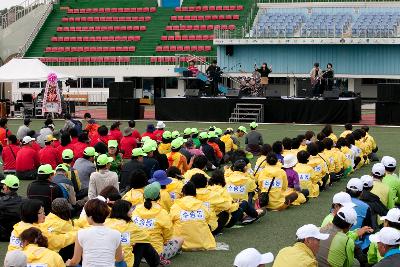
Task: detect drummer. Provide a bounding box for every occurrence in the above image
[255,63,272,96]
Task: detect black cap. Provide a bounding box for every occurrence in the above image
[24,118,32,124]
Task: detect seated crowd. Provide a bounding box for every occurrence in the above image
[1,115,399,266]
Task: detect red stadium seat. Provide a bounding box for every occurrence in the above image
[175,35,181,41]
[214,25,221,30]
[93,17,100,22]
[80,17,87,22]
[156,46,162,52]
[216,6,223,11]
[181,7,188,12]
[233,15,240,20]
[128,46,135,52]
[175,7,181,12]
[45,47,52,52]
[189,35,195,41]
[202,6,209,11]
[172,25,179,31]
[51,37,58,42]
[115,46,122,52]
[207,25,214,30]
[225,15,232,20]
[143,7,149,13]
[167,36,174,41]
[195,35,202,40]
[103,47,109,52]
[75,27,82,32]
[76,37,83,42]
[63,37,70,42]
[99,8,105,13]
[205,46,212,51]
[202,35,209,40]
[121,36,127,41]
[193,25,200,30]
[150,57,157,63]
[188,6,195,12]
[109,47,116,52]
[177,46,183,51]
[170,46,176,52]
[94,26,100,31]
[218,15,225,20]
[223,6,230,11]
[96,47,103,52]
[62,17,68,22]
[115,36,121,41]
[137,8,143,13]
[211,15,218,20]
[183,46,190,51]
[209,6,215,11]
[120,26,127,31]
[177,16,184,21]
[70,37,77,42]
[228,25,236,30]
[198,15,204,21]
[123,8,130,13]
[134,36,140,41]
[127,26,133,31]
[145,16,151,22]
[195,6,202,12]
[198,46,204,52]
[191,16,197,21]
[171,16,177,21]
[132,26,139,31]
[166,26,172,31]
[150,7,156,13]
[191,46,198,51]
[162,46,169,52]
[230,6,236,11]
[117,8,123,13]
[182,35,188,41]
[57,27,63,32]
[204,15,211,21]
[89,47,96,52]
[200,25,207,30]
[63,27,69,32]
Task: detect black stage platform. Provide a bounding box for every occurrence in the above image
[155,97,361,123]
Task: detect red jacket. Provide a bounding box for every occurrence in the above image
[208,141,223,159]
[53,140,60,148]
[31,141,41,152]
[39,145,60,169]
[0,128,12,147]
[153,129,164,142]
[142,132,157,141]
[16,146,39,171]
[73,141,88,160]
[90,136,109,147]
[109,129,123,144]
[2,144,21,171]
[120,135,137,159]
[132,129,141,142]
[71,137,78,144]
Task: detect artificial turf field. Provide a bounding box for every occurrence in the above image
[0,119,399,266]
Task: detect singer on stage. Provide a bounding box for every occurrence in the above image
[255,63,272,96]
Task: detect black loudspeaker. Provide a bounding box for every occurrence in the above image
[107,98,141,120]
[109,82,135,98]
[376,102,400,125]
[377,83,400,102]
[226,45,234,56]
[265,89,281,98]
[323,89,340,99]
[107,98,121,119]
[226,89,241,98]
[184,89,200,97]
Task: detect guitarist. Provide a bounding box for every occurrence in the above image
[310,62,323,97]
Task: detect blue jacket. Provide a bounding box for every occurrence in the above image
[351,197,373,249]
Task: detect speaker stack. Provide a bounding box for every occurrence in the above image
[107,82,141,120]
[376,83,400,125]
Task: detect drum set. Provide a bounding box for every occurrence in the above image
[232,71,263,97]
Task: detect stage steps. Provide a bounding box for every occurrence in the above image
[229,103,264,122]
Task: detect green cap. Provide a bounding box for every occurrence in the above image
[238,126,247,133]
[56,164,68,172]
[144,182,161,200]
[171,138,183,149]
[132,148,147,157]
[141,136,152,143]
[191,128,198,134]
[62,149,74,160]
[177,137,187,143]
[245,151,254,159]
[208,131,217,138]
[183,128,192,135]
[1,175,19,189]
[171,130,180,138]
[249,122,258,129]
[215,128,223,136]
[96,154,114,165]
[162,131,172,139]
[84,147,98,157]
[199,132,209,140]
[108,140,118,148]
[142,142,156,153]
[38,164,54,175]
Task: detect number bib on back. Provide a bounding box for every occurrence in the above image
[314,165,322,173]
[9,232,22,248]
[226,184,246,194]
[263,179,282,189]
[299,173,311,181]
[132,216,156,229]
[180,210,205,221]
[120,232,131,245]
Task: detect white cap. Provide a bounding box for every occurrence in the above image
[296,224,329,240]
[360,175,374,188]
[381,156,397,168]
[369,227,400,246]
[380,208,400,223]
[332,192,356,208]
[22,136,35,144]
[4,250,27,267]
[336,206,358,225]
[156,121,166,129]
[372,163,385,177]
[283,154,298,168]
[48,124,55,129]
[346,178,363,192]
[233,248,274,267]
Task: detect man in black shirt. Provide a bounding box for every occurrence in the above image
[206,60,222,96]
[120,148,147,191]
[26,164,64,215]
[0,175,23,241]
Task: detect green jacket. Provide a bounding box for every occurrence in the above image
[367,241,383,265]
[321,214,358,241]
[383,173,400,205]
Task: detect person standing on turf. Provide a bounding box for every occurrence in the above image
[245,122,263,156]
[273,224,329,267]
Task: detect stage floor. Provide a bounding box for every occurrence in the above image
[155,96,362,123]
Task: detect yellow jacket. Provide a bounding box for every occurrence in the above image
[220,134,237,153]
[122,188,145,207]
[293,163,319,198]
[170,196,216,250]
[332,147,346,173]
[340,130,352,138]
[183,168,210,183]
[104,217,150,266]
[307,155,328,184]
[24,244,65,266]
[207,184,239,213]
[8,221,76,252]
[42,212,75,234]
[196,187,232,214]
[273,242,318,267]
[225,171,257,202]
[258,165,288,210]
[131,202,173,254]
[254,155,267,180]
[328,133,338,144]
[166,178,184,200]
[340,146,354,169]
[323,149,337,173]
[158,143,171,154]
[158,189,173,212]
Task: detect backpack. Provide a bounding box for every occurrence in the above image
[57,183,70,200]
[71,119,83,134]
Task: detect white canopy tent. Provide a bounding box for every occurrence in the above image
[0,58,76,82]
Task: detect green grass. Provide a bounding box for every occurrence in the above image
[1,119,399,266]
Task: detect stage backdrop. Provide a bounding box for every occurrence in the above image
[217,44,400,76]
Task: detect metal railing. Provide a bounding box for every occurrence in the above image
[258,0,400,3]
[1,0,55,29]
[18,1,54,57]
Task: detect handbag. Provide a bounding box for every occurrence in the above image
[258,177,276,207]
